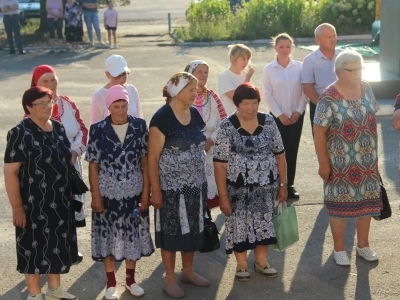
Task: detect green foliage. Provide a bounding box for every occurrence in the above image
[99,0,130,6]
[176,0,376,42]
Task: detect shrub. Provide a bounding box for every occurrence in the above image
[176,0,376,42]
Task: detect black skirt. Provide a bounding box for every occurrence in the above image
[65,25,83,43]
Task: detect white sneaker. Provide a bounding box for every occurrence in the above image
[125,283,145,297]
[27,294,44,300]
[104,286,118,300]
[45,287,76,300]
[114,44,119,49]
[333,250,350,266]
[357,246,379,261]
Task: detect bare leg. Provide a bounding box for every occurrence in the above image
[47,274,61,289]
[112,30,117,46]
[329,217,347,251]
[234,250,248,270]
[355,216,372,248]
[181,251,194,276]
[125,260,136,269]
[25,274,41,296]
[161,249,176,284]
[107,30,111,46]
[103,256,115,272]
[254,245,269,267]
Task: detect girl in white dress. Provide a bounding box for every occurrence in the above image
[185,60,227,208]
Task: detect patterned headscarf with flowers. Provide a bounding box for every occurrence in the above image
[163,72,197,99]
[184,60,208,75]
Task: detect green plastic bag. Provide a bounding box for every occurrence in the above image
[273,203,299,251]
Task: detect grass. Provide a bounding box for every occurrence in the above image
[0,19,49,49]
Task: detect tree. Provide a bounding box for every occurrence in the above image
[38,0,48,32]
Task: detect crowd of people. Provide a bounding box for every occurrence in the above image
[3,22,389,300]
[0,0,119,54]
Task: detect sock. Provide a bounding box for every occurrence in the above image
[106,271,117,288]
[126,268,136,286]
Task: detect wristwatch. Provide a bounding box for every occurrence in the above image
[279,182,288,187]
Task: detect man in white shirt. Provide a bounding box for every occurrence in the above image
[301,23,340,131]
[0,0,25,54]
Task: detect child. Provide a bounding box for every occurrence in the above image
[104,1,118,48]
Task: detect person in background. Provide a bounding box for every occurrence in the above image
[213,82,287,282]
[301,23,340,131]
[90,54,143,124]
[148,72,210,298]
[64,0,83,52]
[104,0,118,48]
[262,33,307,200]
[0,0,25,54]
[218,43,254,115]
[82,0,105,47]
[392,94,400,130]
[185,60,227,209]
[314,50,381,266]
[46,0,66,53]
[4,86,78,300]
[86,85,154,300]
[30,64,88,262]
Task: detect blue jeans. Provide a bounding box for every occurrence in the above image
[83,11,102,43]
[3,15,23,52]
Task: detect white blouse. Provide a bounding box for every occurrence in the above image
[262,59,307,117]
[90,84,143,125]
[218,69,247,115]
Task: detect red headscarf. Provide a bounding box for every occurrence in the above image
[29,65,60,121]
[31,65,56,88]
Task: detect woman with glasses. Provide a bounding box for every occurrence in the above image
[90,54,143,124]
[314,50,381,266]
[30,65,88,263]
[4,86,78,300]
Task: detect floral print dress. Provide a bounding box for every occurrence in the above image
[213,113,284,254]
[150,105,207,252]
[313,82,382,218]
[85,115,154,261]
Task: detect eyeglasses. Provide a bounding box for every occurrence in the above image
[114,72,129,79]
[342,67,364,74]
[32,100,55,109]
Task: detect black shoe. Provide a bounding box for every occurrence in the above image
[288,186,300,199]
[9,50,16,54]
[19,50,26,54]
[73,252,83,265]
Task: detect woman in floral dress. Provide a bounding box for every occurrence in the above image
[64,0,83,52]
[148,72,210,298]
[214,82,288,282]
[314,50,381,266]
[86,85,154,300]
[184,60,227,209]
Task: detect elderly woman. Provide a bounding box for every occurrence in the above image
[4,87,78,300]
[148,72,210,298]
[90,54,143,124]
[184,60,227,209]
[213,82,288,282]
[30,64,88,261]
[262,33,308,199]
[314,50,381,266]
[218,43,254,115]
[86,85,154,300]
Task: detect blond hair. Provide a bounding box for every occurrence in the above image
[228,44,252,62]
[272,32,294,46]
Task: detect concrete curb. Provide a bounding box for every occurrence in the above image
[171,34,372,46]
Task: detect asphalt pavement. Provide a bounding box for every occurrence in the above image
[0,1,400,299]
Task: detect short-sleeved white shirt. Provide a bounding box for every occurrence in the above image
[217,69,247,115]
[301,48,342,96]
[104,8,118,27]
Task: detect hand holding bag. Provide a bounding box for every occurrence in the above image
[273,203,299,251]
[373,175,392,221]
[199,206,220,253]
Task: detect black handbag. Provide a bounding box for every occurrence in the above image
[42,131,89,196]
[199,206,220,253]
[373,176,392,221]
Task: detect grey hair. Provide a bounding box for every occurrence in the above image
[334,50,363,73]
[314,23,336,37]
